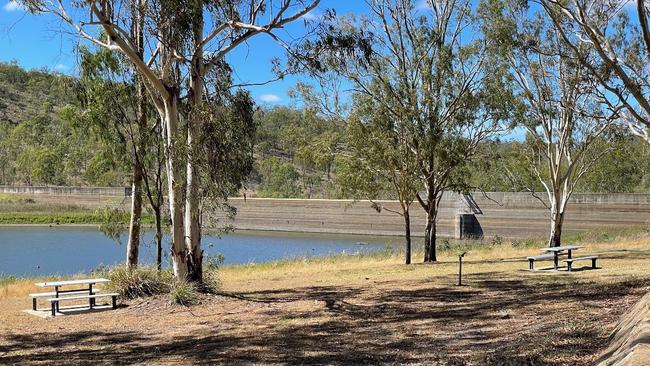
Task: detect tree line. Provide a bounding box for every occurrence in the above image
[5,0,650,281]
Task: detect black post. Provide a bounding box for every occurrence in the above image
[457,252,466,286]
[89,283,95,307]
[55,286,60,312]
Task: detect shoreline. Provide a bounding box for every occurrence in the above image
[0,223,412,240]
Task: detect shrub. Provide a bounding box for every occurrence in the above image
[102,265,173,299]
[203,254,225,292]
[491,235,504,246]
[170,279,198,305]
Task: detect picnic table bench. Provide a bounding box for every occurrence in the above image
[563,256,598,272]
[32,278,119,317]
[526,254,557,270]
[527,245,599,271]
[542,245,582,270]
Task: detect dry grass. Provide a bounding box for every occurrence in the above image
[1,236,649,365]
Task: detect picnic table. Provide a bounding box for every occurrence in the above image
[541,245,582,270]
[31,278,117,316]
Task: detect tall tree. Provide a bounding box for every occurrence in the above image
[308,0,512,262]
[23,0,319,280]
[485,0,620,246]
[538,0,650,142]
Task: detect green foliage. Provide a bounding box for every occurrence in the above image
[170,279,199,305]
[3,60,650,197]
[577,134,650,193]
[203,254,225,292]
[95,207,130,243]
[0,61,128,186]
[100,265,173,299]
[257,157,303,198]
[252,106,343,198]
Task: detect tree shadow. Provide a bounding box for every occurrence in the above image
[1,270,647,365]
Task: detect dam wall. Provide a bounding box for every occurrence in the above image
[4,186,650,239]
[213,192,650,239]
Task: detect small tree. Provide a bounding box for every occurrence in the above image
[336,92,419,264]
[308,0,513,262]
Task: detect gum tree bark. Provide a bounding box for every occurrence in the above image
[185,2,204,282]
[403,205,412,265]
[126,164,143,268]
[125,0,146,269]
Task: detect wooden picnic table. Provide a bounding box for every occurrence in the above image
[541,246,582,270]
[34,278,110,312]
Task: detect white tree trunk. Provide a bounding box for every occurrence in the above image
[185,13,204,282]
[126,167,143,268]
[184,113,202,281]
[547,189,568,247]
[162,95,188,279]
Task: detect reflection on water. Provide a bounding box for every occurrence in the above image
[0,226,399,276]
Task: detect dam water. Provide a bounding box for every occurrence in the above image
[0,226,398,277]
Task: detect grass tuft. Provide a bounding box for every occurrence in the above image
[170,279,198,305]
[98,265,173,299]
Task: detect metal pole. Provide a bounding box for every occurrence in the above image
[457,252,466,286]
[458,255,462,286]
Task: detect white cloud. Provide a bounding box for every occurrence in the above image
[259,94,282,103]
[3,1,25,12]
[54,64,68,72]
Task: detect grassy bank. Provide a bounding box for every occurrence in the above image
[0,193,153,225]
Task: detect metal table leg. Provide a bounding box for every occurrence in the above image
[89,283,94,309]
[55,286,60,313]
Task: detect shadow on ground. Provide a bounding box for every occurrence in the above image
[1,269,648,365]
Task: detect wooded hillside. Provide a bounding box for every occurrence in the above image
[2,61,650,196]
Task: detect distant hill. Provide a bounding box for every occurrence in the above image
[0,62,72,127]
[0,62,342,197]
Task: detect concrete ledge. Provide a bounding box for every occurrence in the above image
[595,292,650,365]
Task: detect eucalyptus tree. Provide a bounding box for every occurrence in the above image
[483,1,620,247]
[336,92,420,264]
[21,0,319,280]
[74,45,164,268]
[307,0,512,262]
[537,0,650,143]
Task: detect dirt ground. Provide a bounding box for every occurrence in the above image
[1,242,650,365]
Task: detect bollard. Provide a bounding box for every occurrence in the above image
[457,252,467,286]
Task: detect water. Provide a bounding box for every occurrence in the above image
[0,226,399,276]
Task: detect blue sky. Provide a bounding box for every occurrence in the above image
[0,0,378,107]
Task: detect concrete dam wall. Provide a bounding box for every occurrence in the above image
[215,192,650,239]
[4,186,650,239]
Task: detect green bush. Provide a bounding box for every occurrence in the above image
[101,265,173,299]
[170,279,198,305]
[203,254,225,292]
